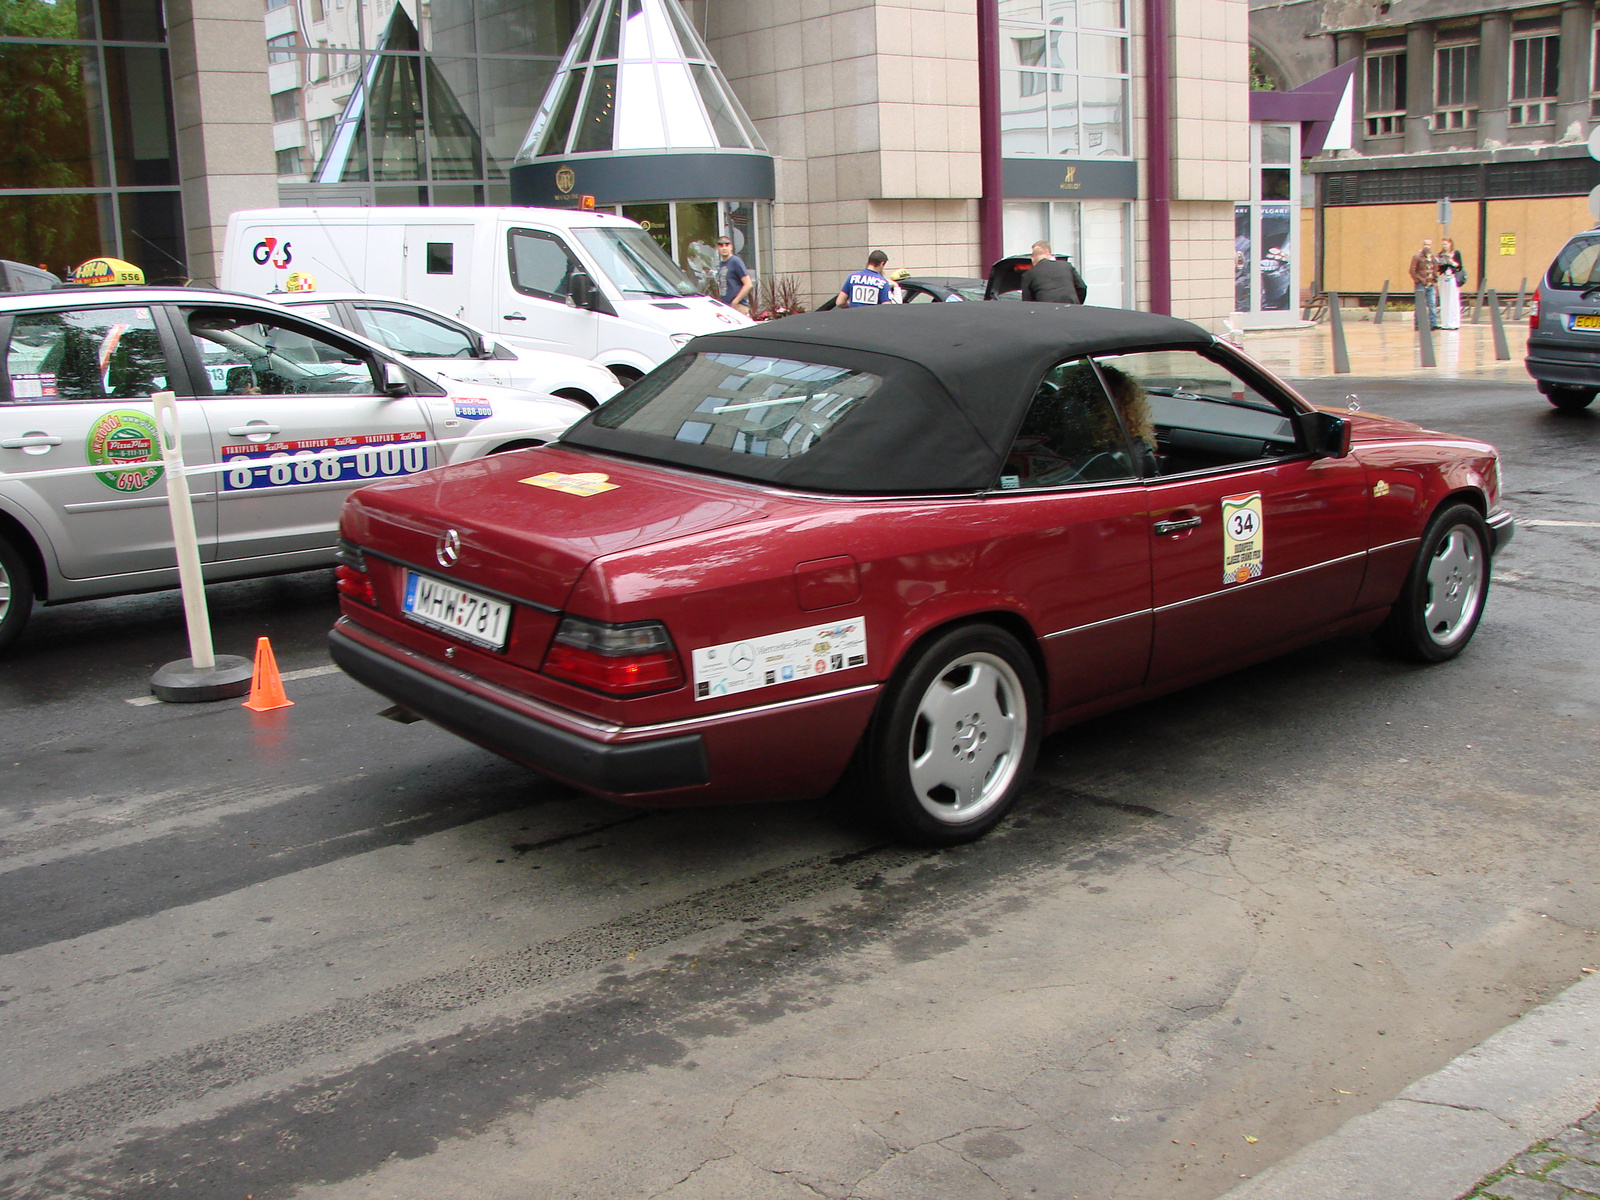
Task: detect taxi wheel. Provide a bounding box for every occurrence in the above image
[0,537,34,654]
[1546,386,1596,411]
[868,624,1041,846]
[1375,502,1491,663]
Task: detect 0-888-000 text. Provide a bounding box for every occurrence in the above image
[222,432,429,491]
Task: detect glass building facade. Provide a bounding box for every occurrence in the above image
[0,0,185,282]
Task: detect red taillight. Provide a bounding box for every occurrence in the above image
[335,563,376,606]
[1530,296,1540,331]
[541,616,684,696]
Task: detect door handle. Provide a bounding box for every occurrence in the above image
[502,312,528,321]
[0,435,63,449]
[1153,515,1202,535]
[227,424,281,437]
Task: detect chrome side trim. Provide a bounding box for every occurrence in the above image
[1369,537,1421,556]
[1153,549,1368,614]
[627,683,882,736]
[1040,609,1150,642]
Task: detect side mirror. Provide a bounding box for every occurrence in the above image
[1298,409,1351,457]
[569,271,597,311]
[382,361,411,397]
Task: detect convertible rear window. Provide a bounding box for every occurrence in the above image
[1549,237,1600,289]
[592,352,882,459]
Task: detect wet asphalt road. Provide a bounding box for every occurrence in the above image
[0,375,1597,1200]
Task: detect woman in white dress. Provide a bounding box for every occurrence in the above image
[1437,237,1464,329]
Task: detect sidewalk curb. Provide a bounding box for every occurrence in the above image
[1218,972,1600,1200]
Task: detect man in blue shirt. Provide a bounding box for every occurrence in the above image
[715,236,752,313]
[835,250,897,308]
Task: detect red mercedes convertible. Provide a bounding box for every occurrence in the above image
[329,304,1513,844]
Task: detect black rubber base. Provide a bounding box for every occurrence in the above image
[149,655,255,703]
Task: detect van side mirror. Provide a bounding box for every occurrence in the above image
[569,271,597,311]
[1297,409,1351,457]
[382,361,412,397]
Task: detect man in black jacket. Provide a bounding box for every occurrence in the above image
[1019,241,1087,304]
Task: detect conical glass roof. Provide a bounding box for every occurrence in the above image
[515,0,766,162]
[313,4,487,185]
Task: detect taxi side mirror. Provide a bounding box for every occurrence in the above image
[1297,409,1351,457]
[382,362,411,398]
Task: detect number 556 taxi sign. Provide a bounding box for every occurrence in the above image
[1222,491,1265,585]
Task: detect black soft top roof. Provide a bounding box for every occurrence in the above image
[563,303,1214,494]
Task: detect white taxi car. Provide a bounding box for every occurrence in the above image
[0,287,587,652]
[270,292,622,409]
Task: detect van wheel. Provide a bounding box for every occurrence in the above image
[1546,386,1596,411]
[867,624,1041,846]
[0,537,35,654]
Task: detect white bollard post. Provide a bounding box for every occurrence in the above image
[148,391,253,702]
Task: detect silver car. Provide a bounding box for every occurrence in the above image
[0,287,588,652]
[1527,228,1600,411]
[270,292,622,409]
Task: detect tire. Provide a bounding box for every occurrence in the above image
[867,624,1042,845]
[1546,386,1596,411]
[0,537,35,654]
[1375,502,1491,663]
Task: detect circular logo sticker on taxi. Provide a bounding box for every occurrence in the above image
[86,409,163,493]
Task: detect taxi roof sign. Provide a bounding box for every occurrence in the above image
[72,257,144,287]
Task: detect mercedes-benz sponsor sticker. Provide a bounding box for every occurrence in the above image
[692,618,868,701]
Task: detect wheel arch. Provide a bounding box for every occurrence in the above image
[0,508,47,600]
[550,387,598,410]
[878,608,1050,716]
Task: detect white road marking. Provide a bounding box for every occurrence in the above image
[1522,519,1600,527]
[125,664,342,706]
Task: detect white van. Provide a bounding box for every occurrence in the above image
[221,207,752,382]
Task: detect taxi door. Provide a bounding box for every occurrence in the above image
[0,303,215,581]
[176,305,437,563]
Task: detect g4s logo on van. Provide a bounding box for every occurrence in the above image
[252,238,293,269]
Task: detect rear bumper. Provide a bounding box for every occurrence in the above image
[1525,343,1600,388]
[328,619,879,804]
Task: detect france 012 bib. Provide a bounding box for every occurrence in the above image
[1221,491,1264,585]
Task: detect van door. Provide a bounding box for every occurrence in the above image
[497,226,600,358]
[403,226,475,320]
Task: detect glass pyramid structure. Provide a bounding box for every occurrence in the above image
[515,0,767,161]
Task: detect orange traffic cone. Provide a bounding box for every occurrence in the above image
[242,636,294,711]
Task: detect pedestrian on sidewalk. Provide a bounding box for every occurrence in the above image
[1409,237,1440,330]
[1020,240,1088,304]
[715,236,752,314]
[1436,237,1465,330]
[835,251,898,308]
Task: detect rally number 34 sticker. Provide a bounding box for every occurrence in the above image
[222,431,428,491]
[692,618,868,701]
[1222,491,1265,585]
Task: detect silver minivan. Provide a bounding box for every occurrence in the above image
[1527,228,1600,411]
[0,287,587,653]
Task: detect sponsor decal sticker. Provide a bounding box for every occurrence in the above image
[1221,491,1265,585]
[252,237,293,269]
[221,430,428,491]
[1372,479,1390,498]
[86,409,163,492]
[10,372,57,399]
[692,618,868,700]
[520,471,618,497]
[453,397,493,420]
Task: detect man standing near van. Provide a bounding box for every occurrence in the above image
[836,251,897,308]
[716,236,751,313]
[1019,240,1087,304]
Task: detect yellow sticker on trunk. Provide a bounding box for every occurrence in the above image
[1222,491,1264,584]
[520,471,618,496]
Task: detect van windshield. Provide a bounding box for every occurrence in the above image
[574,226,699,298]
[1550,237,1600,289]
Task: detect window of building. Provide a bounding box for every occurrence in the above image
[265,0,293,10]
[271,89,300,122]
[1510,31,1559,125]
[267,32,300,63]
[309,0,324,21]
[1000,2,1130,158]
[276,147,303,176]
[1364,50,1406,137]
[1434,39,1479,130]
[1591,24,1600,118]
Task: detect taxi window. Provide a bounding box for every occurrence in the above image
[1000,359,1136,489]
[354,306,476,358]
[188,311,379,397]
[5,307,172,403]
